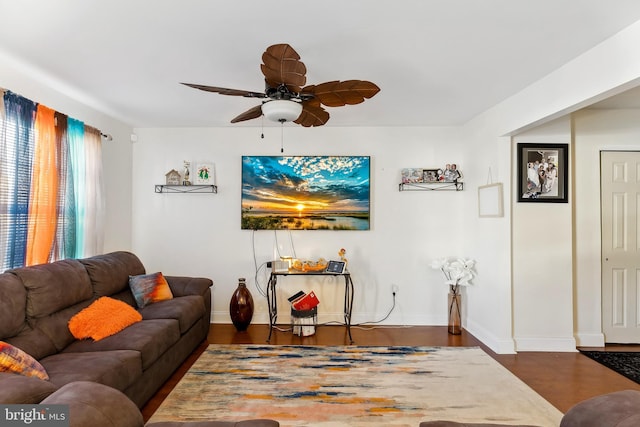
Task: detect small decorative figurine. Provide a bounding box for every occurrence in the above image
[339,248,348,265]
[165,169,181,185]
[182,161,191,186]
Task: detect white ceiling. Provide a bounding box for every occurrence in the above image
[2,0,640,128]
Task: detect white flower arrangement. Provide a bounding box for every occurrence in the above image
[430,257,476,294]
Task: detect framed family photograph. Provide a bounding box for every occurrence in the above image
[423,169,440,182]
[517,143,568,203]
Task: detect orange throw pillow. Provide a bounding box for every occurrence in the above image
[128,272,173,308]
[69,297,142,341]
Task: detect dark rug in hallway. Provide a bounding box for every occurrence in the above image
[580,351,640,384]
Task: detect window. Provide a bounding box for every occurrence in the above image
[0,90,104,271]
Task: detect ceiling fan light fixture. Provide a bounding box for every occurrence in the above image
[262,100,302,123]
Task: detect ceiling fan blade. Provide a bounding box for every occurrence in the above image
[294,103,330,127]
[261,44,307,92]
[302,80,380,107]
[230,105,263,123]
[181,83,266,98]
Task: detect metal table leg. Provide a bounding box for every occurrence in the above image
[344,274,355,343]
[266,273,278,342]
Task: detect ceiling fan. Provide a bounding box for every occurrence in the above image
[181,43,380,127]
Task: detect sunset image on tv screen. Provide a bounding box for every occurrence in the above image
[241,156,370,230]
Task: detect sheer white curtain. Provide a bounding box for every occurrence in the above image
[81,125,104,257]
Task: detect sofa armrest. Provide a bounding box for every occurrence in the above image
[164,276,212,298]
[560,389,640,427]
[41,381,143,427]
[147,420,280,427]
[420,422,540,427]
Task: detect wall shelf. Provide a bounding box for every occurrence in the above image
[155,184,218,194]
[399,181,463,191]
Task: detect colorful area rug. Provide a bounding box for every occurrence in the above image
[580,351,640,384]
[149,345,563,427]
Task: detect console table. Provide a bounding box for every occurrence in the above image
[266,269,354,343]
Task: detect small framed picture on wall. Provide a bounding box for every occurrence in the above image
[517,143,568,203]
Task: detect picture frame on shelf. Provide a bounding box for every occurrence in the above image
[195,163,214,185]
[422,169,440,182]
[401,168,424,183]
[443,164,462,182]
[517,143,568,203]
[326,260,346,274]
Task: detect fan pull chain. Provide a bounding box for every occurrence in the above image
[280,120,285,153]
[261,114,265,139]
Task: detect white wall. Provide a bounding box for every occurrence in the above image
[573,108,640,346]
[0,49,134,253]
[131,126,472,328]
[459,19,640,353]
[511,118,575,351]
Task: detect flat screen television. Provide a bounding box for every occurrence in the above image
[241,155,370,230]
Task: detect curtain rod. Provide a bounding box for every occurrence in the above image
[1,86,113,141]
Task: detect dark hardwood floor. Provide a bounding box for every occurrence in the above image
[141,324,640,422]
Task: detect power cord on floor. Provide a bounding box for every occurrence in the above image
[352,290,396,327]
[309,291,398,329]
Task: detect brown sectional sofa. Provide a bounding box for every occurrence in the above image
[419,389,640,427]
[0,251,212,409]
[42,381,279,427]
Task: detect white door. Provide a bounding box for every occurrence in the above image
[601,151,640,343]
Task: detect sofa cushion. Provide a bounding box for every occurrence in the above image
[31,300,92,352]
[129,272,173,308]
[0,273,28,339]
[8,259,92,318]
[42,381,144,427]
[68,297,142,341]
[5,327,58,361]
[80,251,146,297]
[0,341,49,380]
[139,295,204,333]
[62,319,180,370]
[40,350,142,391]
[109,288,138,307]
[0,372,58,404]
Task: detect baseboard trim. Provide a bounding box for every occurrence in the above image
[514,336,577,352]
[465,318,516,354]
[574,332,605,347]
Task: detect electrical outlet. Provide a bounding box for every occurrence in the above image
[392,284,399,294]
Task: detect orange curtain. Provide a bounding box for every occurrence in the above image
[26,104,58,265]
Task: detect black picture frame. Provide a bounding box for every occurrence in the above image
[326,260,346,274]
[422,169,440,182]
[517,143,568,203]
